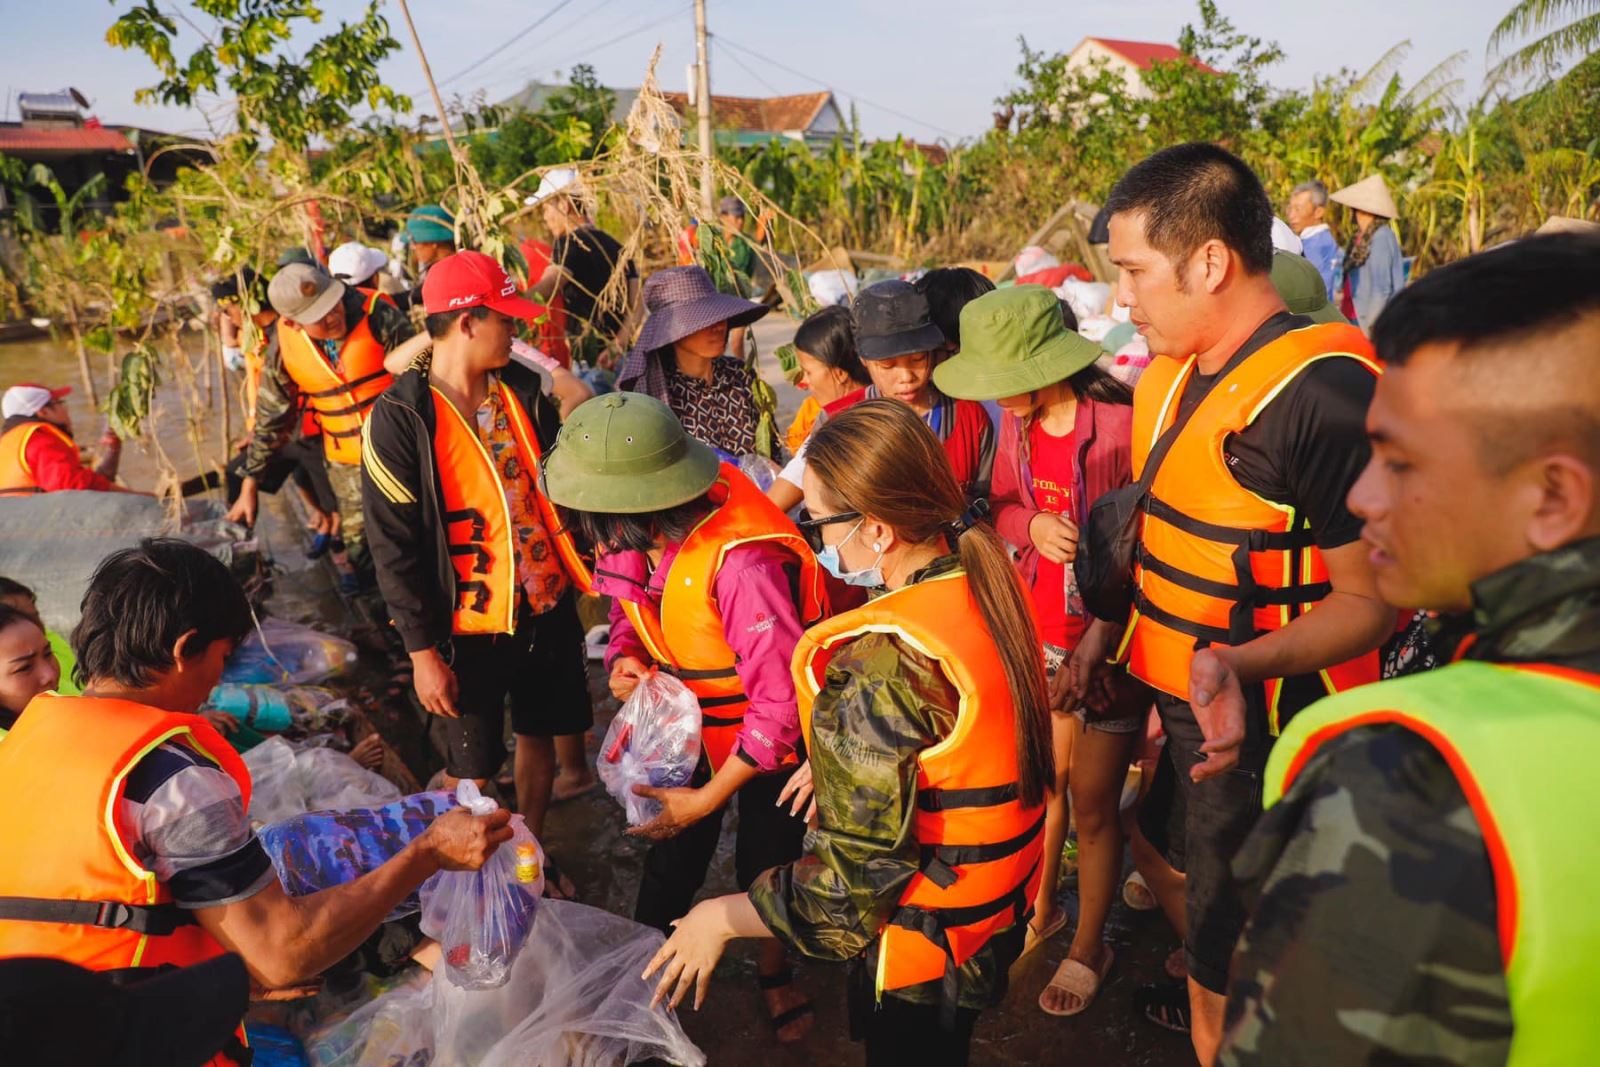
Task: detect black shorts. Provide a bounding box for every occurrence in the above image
[1138,691,1271,996]
[441,590,594,779]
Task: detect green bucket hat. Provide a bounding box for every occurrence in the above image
[406,204,456,245]
[1271,251,1347,325]
[540,393,721,515]
[932,286,1103,402]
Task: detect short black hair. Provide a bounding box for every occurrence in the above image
[0,603,40,638]
[72,538,253,689]
[914,268,996,347]
[210,267,266,304]
[1373,233,1600,366]
[561,497,714,557]
[1105,142,1274,277]
[425,304,492,340]
[793,306,869,386]
[0,577,34,603]
[1056,298,1079,332]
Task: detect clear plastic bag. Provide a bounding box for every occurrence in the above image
[243,737,403,825]
[225,617,359,685]
[736,452,782,493]
[434,900,706,1067]
[419,782,544,990]
[259,791,457,919]
[304,970,434,1067]
[597,671,702,826]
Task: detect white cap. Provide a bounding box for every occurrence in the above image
[2,383,69,419]
[327,241,390,286]
[523,167,580,208]
[1270,216,1304,256]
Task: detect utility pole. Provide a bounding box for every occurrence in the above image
[694,0,714,217]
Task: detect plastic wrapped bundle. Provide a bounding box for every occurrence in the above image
[205,684,350,734]
[597,671,702,826]
[435,900,706,1067]
[259,791,457,920]
[419,782,544,990]
[243,737,402,825]
[304,971,433,1067]
[225,618,358,685]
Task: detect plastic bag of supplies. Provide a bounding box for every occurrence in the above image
[259,791,457,919]
[597,671,702,825]
[419,781,544,990]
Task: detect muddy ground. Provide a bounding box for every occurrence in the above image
[248,314,1193,1066]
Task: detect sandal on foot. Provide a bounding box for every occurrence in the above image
[1122,871,1159,912]
[551,776,599,803]
[757,968,814,1044]
[1134,982,1191,1033]
[1020,909,1067,961]
[1038,947,1114,1017]
[541,857,579,902]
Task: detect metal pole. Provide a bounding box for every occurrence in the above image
[694,0,714,217]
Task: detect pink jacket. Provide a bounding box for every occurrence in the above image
[597,541,804,773]
[991,396,1134,611]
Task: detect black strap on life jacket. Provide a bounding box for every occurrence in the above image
[311,392,381,420]
[888,860,1039,1029]
[300,369,388,401]
[1138,549,1331,609]
[918,810,1046,888]
[917,783,1019,812]
[0,896,197,936]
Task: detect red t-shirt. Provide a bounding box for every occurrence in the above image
[1027,419,1085,648]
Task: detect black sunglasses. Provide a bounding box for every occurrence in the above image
[795,510,861,552]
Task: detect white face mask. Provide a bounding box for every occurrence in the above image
[816,518,885,588]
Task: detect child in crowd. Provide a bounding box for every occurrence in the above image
[769,306,870,513]
[935,285,1148,1018]
[851,280,996,500]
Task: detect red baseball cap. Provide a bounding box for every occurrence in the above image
[421,251,540,320]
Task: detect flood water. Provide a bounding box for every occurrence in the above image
[0,318,1191,1065]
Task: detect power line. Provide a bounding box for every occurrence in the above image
[715,36,784,97]
[715,34,960,140]
[466,2,685,103]
[428,0,580,92]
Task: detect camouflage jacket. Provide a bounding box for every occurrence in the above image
[242,288,411,478]
[1221,536,1600,1065]
[748,557,1022,1008]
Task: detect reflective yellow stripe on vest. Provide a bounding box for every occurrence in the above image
[1267,661,1600,1065]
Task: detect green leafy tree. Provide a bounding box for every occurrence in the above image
[1490,0,1600,79]
[106,0,411,150]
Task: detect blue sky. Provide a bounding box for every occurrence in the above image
[1,0,1533,142]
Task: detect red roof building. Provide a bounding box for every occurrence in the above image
[1065,37,1221,100]
[0,124,135,156]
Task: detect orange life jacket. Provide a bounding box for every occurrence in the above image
[278,290,393,465]
[0,420,76,494]
[793,569,1045,1004]
[431,378,594,636]
[0,694,253,1064]
[613,463,827,773]
[1114,323,1384,733]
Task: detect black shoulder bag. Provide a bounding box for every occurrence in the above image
[1073,386,1207,623]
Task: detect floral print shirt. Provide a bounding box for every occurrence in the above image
[473,381,567,614]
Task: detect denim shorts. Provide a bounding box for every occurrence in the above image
[1043,642,1144,734]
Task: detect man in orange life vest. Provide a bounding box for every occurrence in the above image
[227,262,409,590]
[360,251,598,860]
[1220,233,1600,1064]
[0,539,510,1064]
[0,382,139,495]
[1068,143,1395,1060]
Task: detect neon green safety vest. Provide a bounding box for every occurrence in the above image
[1266,660,1600,1065]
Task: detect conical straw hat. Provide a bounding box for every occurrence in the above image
[1535,215,1600,237]
[1330,174,1398,219]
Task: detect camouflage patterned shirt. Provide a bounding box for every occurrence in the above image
[748,557,1023,1008]
[1221,536,1600,1064]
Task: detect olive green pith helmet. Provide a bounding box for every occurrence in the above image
[539,393,721,514]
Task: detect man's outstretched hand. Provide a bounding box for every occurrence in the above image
[1188,647,1246,782]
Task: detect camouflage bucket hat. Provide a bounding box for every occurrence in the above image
[540,393,721,514]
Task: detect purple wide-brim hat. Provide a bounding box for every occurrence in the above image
[633,266,770,354]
